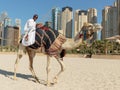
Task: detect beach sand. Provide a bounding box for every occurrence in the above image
[0,53,120,90]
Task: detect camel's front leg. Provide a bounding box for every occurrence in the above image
[14,43,25,80]
[52,57,65,83]
[27,48,40,83]
[46,55,51,86]
[14,53,23,80]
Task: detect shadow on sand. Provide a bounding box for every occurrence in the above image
[0,69,46,85]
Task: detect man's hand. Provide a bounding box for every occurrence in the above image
[25,34,28,41]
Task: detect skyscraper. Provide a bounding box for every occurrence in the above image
[74,9,80,36]
[4,17,12,27]
[5,26,20,46]
[0,22,3,45]
[117,0,120,35]
[88,8,98,40]
[74,10,88,37]
[0,11,8,22]
[61,6,73,38]
[78,10,88,32]
[102,6,118,39]
[88,8,97,24]
[52,7,61,30]
[15,19,21,27]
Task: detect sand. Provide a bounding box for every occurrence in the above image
[0,53,120,90]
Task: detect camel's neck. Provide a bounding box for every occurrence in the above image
[62,38,83,50]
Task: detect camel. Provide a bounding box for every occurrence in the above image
[13,23,101,86]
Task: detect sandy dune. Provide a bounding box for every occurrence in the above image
[0,53,120,90]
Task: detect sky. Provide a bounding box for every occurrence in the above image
[0,0,115,33]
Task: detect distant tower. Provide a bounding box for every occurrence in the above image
[74,9,80,36]
[117,0,120,35]
[0,22,3,45]
[4,17,12,27]
[102,6,117,39]
[88,8,97,24]
[5,26,20,46]
[61,6,73,38]
[74,10,88,37]
[15,19,21,26]
[0,12,8,46]
[88,8,98,40]
[3,18,12,45]
[52,7,61,30]
[78,10,88,31]
[0,11,8,22]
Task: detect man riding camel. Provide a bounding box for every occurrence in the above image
[22,14,38,46]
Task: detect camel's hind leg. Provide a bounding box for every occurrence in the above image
[52,57,65,84]
[26,48,40,83]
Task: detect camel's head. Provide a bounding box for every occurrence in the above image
[74,23,102,42]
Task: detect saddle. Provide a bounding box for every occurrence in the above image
[28,28,66,55]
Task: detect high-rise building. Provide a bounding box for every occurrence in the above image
[117,0,120,35]
[15,19,21,26]
[52,7,61,30]
[4,18,12,27]
[0,12,9,46]
[0,11,21,46]
[0,11,8,22]
[102,6,118,39]
[88,8,98,40]
[88,8,97,24]
[74,10,88,38]
[2,17,12,45]
[74,9,80,36]
[78,10,88,32]
[4,26,20,46]
[0,22,3,45]
[61,6,73,38]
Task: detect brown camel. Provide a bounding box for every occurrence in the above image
[13,23,101,86]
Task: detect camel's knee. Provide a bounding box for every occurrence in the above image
[29,65,34,72]
[19,54,22,59]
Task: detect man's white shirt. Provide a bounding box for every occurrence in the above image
[22,19,36,46]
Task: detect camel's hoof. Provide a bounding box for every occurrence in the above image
[53,77,58,83]
[36,80,40,83]
[13,76,17,80]
[34,77,40,83]
[46,82,55,87]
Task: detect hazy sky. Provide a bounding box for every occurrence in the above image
[0,0,115,33]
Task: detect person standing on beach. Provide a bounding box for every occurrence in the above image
[22,14,38,46]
